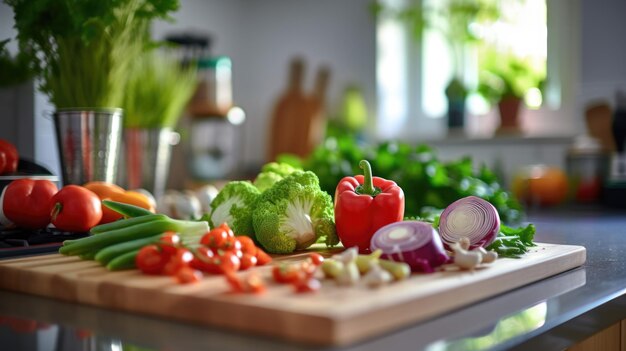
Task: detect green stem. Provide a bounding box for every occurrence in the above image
[50,203,62,222]
[355,160,381,196]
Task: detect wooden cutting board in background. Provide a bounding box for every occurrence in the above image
[0,243,585,346]
[267,58,330,161]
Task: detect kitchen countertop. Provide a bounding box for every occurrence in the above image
[0,206,625,351]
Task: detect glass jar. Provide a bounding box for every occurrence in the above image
[187,56,233,117]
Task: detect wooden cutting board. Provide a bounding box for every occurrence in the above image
[0,243,585,346]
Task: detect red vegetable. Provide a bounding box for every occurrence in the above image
[136,244,169,275]
[50,185,102,232]
[0,179,58,229]
[335,160,405,253]
[0,139,19,175]
[438,196,500,250]
[370,221,449,273]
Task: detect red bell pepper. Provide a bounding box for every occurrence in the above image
[334,160,404,253]
[0,139,19,175]
[0,179,58,229]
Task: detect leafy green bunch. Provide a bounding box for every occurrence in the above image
[5,0,179,108]
[279,135,523,224]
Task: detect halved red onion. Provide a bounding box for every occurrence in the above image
[370,221,449,273]
[438,196,500,250]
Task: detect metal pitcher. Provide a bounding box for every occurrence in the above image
[53,108,123,185]
[121,128,178,199]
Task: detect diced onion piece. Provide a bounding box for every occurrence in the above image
[438,196,500,250]
[370,221,449,273]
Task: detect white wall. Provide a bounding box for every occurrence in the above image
[152,0,376,166]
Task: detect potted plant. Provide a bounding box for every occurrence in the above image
[477,49,545,134]
[373,0,499,132]
[5,0,179,185]
[121,51,197,198]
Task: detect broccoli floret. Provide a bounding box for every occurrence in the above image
[209,181,260,236]
[253,171,339,254]
[253,162,301,192]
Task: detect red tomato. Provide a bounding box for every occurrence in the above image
[217,251,241,273]
[201,228,228,249]
[224,270,245,293]
[0,139,19,174]
[255,248,272,266]
[235,236,257,255]
[239,254,257,271]
[163,248,193,276]
[294,278,321,293]
[272,264,302,284]
[136,245,169,275]
[245,274,266,294]
[50,185,102,232]
[222,236,242,252]
[176,267,203,284]
[190,247,221,274]
[309,253,325,266]
[158,232,180,256]
[1,179,58,229]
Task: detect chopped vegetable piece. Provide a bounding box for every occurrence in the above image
[486,223,536,258]
[438,196,500,250]
[370,221,449,273]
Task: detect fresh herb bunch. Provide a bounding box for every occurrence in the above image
[486,223,536,258]
[5,0,179,108]
[278,134,523,224]
[122,51,197,129]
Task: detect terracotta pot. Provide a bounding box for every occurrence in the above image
[496,96,522,135]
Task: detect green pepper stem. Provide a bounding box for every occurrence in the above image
[355,160,381,196]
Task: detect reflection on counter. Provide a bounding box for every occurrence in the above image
[442,302,547,350]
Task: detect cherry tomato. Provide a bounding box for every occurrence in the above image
[217,251,241,273]
[245,274,266,294]
[163,248,194,276]
[239,253,257,271]
[190,247,221,274]
[236,236,257,255]
[294,278,321,293]
[272,264,302,284]
[176,267,203,284]
[309,253,325,266]
[0,139,19,174]
[224,270,245,293]
[255,248,272,266]
[158,232,180,256]
[201,223,233,249]
[136,245,169,275]
[1,179,58,229]
[50,185,102,232]
[221,236,242,251]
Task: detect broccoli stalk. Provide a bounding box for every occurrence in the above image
[208,181,260,236]
[253,171,339,254]
[253,162,301,192]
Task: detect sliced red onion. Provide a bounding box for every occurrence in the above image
[370,221,449,273]
[438,196,500,250]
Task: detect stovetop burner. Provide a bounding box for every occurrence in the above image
[0,227,87,259]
